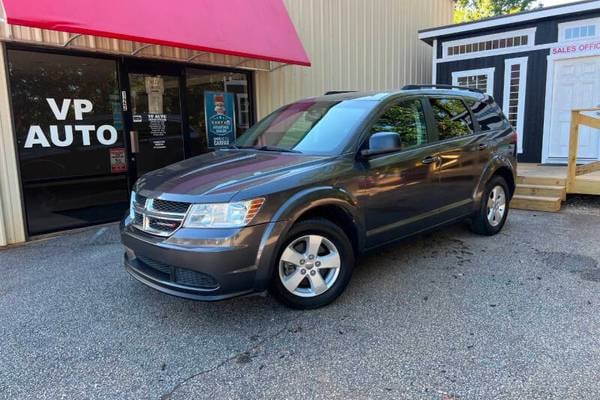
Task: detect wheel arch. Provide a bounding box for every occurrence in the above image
[474,156,517,206]
[254,187,364,289]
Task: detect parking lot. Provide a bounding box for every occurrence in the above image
[1,203,600,400]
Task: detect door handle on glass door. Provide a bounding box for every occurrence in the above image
[130,131,139,154]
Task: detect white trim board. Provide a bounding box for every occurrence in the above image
[442,28,536,59]
[431,39,438,84]
[451,67,495,96]
[419,0,600,40]
[502,57,528,154]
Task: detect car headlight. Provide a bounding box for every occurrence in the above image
[183,198,264,228]
[129,191,136,220]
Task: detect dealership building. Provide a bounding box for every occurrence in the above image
[420,0,600,164]
[0,0,452,246]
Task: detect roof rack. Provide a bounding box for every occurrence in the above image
[323,90,357,95]
[402,84,485,94]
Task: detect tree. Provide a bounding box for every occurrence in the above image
[454,0,539,22]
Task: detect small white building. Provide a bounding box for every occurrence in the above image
[419,0,600,165]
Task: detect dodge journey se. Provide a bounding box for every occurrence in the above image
[121,85,517,309]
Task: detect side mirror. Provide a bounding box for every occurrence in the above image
[361,132,401,157]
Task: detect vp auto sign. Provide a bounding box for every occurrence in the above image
[24,98,119,148]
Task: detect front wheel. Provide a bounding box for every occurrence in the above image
[470,176,510,236]
[270,218,354,309]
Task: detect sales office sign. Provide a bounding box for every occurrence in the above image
[24,98,118,148]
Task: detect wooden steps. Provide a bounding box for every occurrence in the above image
[511,175,566,212]
[515,183,566,200]
[516,175,566,186]
[511,194,562,212]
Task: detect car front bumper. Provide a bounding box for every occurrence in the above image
[121,220,287,301]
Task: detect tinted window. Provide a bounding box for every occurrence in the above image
[464,98,508,131]
[7,49,128,235]
[369,99,428,149]
[429,98,474,140]
[236,100,375,155]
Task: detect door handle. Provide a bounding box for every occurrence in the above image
[130,130,139,154]
[478,143,488,150]
[422,155,440,165]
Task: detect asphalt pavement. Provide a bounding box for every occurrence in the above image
[1,203,599,400]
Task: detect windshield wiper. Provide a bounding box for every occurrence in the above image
[255,145,301,153]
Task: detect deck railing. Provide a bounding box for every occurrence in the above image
[567,107,600,194]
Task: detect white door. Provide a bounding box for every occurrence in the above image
[548,56,600,162]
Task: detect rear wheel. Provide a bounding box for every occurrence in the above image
[270,218,354,309]
[470,175,510,236]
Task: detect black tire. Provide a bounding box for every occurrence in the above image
[270,218,355,309]
[470,175,510,236]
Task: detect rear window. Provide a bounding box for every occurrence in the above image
[464,98,508,131]
[428,98,473,140]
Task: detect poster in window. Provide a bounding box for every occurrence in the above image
[204,91,236,148]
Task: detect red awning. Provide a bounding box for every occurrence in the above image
[2,0,311,66]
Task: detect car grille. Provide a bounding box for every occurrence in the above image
[152,199,190,214]
[132,196,190,237]
[136,256,219,289]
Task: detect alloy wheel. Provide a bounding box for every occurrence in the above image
[278,234,341,298]
[486,185,506,227]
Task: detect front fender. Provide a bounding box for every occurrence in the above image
[252,186,364,290]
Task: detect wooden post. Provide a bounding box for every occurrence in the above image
[566,110,580,193]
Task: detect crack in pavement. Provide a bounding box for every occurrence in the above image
[160,324,292,399]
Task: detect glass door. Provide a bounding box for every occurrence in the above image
[127,71,185,177]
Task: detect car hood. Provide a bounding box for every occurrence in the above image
[135,150,333,202]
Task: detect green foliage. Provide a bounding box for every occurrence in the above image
[454,0,538,22]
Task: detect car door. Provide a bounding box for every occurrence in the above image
[424,96,488,218]
[357,97,440,247]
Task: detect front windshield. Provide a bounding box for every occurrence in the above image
[236,99,375,155]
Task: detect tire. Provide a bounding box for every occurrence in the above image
[270,218,355,309]
[470,175,510,236]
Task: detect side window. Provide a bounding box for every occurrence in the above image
[369,99,428,149]
[429,98,474,140]
[464,98,507,131]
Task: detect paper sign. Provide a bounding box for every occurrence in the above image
[109,147,127,173]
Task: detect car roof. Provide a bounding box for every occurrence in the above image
[308,87,488,103]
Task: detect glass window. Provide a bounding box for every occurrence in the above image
[7,49,128,235]
[369,100,428,149]
[185,68,252,155]
[236,100,376,155]
[429,98,473,140]
[456,74,488,93]
[564,25,597,41]
[465,98,507,132]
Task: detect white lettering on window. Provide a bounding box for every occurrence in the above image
[46,98,71,121]
[24,125,51,148]
[49,125,74,147]
[96,125,118,145]
[24,98,118,148]
[73,99,93,120]
[75,125,95,146]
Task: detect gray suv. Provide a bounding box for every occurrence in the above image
[121,86,517,309]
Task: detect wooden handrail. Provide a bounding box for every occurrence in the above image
[566,107,600,193]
